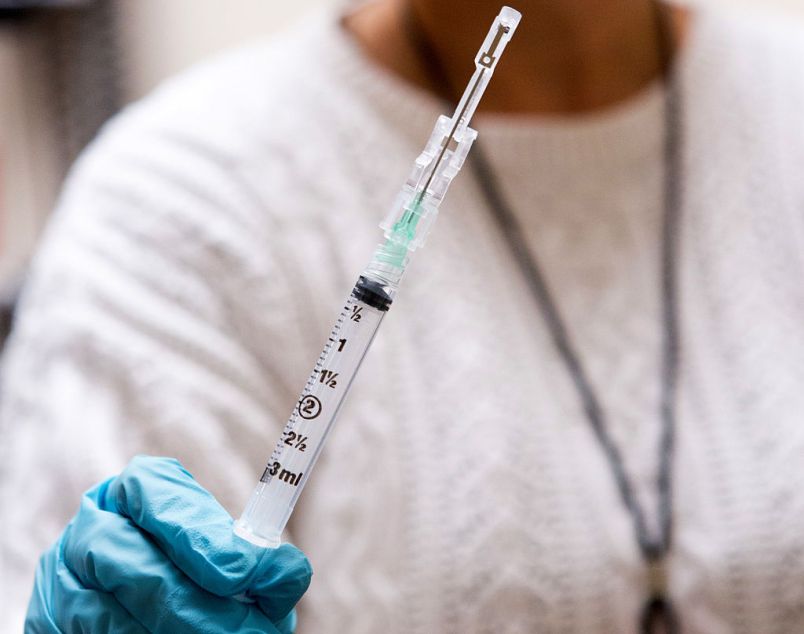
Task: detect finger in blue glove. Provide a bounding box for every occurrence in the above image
[25,456,312,634]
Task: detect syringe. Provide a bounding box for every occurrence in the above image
[234,6,521,548]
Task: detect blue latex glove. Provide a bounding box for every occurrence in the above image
[25,456,312,634]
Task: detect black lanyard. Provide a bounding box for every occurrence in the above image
[402,3,683,632]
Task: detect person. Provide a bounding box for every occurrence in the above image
[2,0,804,630]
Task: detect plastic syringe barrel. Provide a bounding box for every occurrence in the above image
[235,278,388,547]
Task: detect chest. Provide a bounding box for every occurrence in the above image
[288,144,804,633]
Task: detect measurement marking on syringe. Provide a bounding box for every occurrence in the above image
[319,370,338,388]
[281,430,308,451]
[297,395,322,419]
[260,460,304,486]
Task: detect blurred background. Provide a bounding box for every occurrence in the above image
[0,0,803,339]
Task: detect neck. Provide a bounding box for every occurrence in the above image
[343,0,690,114]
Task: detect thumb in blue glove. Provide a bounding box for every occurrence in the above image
[25,455,312,634]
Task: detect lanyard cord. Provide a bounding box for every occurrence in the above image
[401,3,683,632]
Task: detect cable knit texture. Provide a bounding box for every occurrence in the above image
[2,5,804,632]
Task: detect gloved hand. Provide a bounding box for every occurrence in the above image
[25,455,312,634]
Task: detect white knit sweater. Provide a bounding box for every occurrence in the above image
[3,5,804,632]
